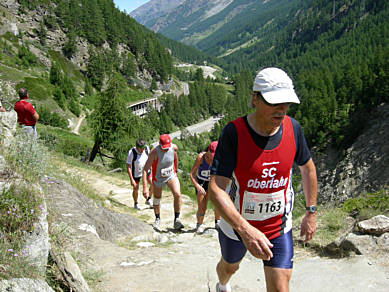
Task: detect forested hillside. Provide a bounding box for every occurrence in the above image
[222,0,389,149]
[0,0,236,171]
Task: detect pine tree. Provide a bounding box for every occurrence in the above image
[89,73,127,161]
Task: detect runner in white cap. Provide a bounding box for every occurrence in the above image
[209,67,317,292]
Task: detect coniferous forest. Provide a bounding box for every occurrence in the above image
[215,0,389,149]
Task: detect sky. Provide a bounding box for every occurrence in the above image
[113,0,150,13]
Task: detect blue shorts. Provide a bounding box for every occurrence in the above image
[218,228,293,269]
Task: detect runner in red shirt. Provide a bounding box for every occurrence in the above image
[14,88,39,138]
[209,68,318,292]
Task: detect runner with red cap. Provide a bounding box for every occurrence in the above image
[190,141,221,234]
[142,134,184,231]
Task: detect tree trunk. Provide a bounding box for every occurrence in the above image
[89,140,100,162]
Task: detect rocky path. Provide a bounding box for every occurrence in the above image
[71,113,86,135]
[151,116,222,147]
[67,166,389,292]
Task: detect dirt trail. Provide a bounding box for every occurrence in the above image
[71,113,86,135]
[69,166,389,292]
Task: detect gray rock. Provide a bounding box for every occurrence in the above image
[0,155,6,172]
[41,177,153,241]
[357,215,389,235]
[0,110,17,147]
[377,232,389,248]
[0,278,54,292]
[340,233,377,255]
[0,21,18,36]
[50,251,90,292]
[24,201,50,274]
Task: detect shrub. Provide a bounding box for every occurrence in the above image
[0,184,44,279]
[17,45,37,67]
[6,131,49,180]
[342,189,389,219]
[69,98,80,117]
[53,86,66,109]
[37,105,67,129]
[38,127,91,159]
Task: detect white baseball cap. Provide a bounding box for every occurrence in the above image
[253,67,300,104]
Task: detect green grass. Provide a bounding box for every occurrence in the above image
[0,135,47,279]
[1,32,19,44]
[0,63,30,82]
[342,188,389,220]
[38,124,92,159]
[124,88,153,104]
[16,76,53,101]
[5,130,50,180]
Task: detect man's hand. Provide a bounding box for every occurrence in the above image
[196,186,206,196]
[143,190,149,199]
[239,224,274,261]
[130,179,137,188]
[300,212,316,242]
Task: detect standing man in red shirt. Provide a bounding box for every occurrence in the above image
[14,88,39,138]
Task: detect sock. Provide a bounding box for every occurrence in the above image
[174,212,180,220]
[218,283,230,291]
[155,213,160,219]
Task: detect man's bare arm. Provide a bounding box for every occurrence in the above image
[298,158,318,242]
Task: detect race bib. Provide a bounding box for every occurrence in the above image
[200,170,210,179]
[137,163,145,173]
[161,165,173,178]
[242,190,285,221]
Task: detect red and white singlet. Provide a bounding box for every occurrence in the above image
[219,116,296,241]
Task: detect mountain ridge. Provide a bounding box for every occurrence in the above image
[130,0,184,26]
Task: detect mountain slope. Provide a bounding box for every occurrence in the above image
[130,0,184,25]
[133,0,239,46]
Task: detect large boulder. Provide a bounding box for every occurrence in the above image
[41,176,153,242]
[357,215,389,235]
[0,111,17,147]
[24,201,50,274]
[326,215,389,256]
[0,278,54,292]
[317,104,389,203]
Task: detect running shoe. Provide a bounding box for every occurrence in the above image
[145,198,152,207]
[216,283,231,292]
[196,223,205,234]
[173,218,184,230]
[153,218,161,231]
[134,203,140,210]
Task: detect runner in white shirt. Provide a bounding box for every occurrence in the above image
[126,138,153,210]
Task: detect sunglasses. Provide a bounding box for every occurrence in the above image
[253,92,291,107]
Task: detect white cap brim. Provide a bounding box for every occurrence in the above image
[261,88,300,104]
